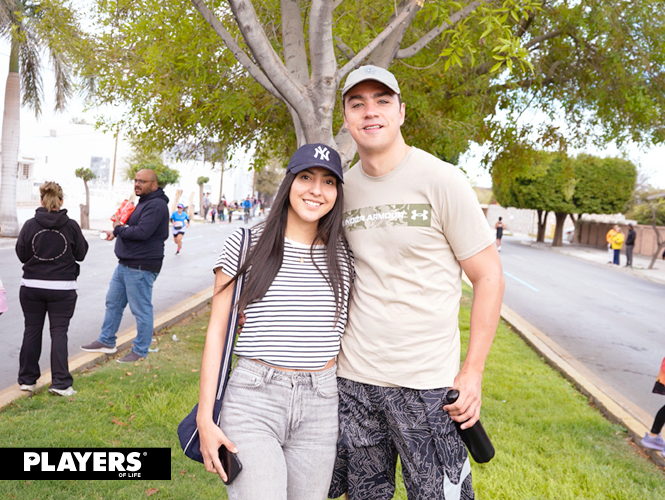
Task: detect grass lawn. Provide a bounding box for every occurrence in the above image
[0,284,663,499]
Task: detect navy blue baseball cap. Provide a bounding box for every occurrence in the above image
[286,143,344,183]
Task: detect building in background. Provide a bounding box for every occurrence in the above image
[5,120,254,229]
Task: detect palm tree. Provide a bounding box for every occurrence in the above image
[0,0,78,237]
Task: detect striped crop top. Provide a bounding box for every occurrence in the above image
[213,228,353,370]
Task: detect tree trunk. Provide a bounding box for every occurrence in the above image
[551,212,567,247]
[0,42,21,238]
[648,206,665,270]
[569,213,578,243]
[192,0,422,159]
[79,179,90,230]
[218,163,225,202]
[536,209,548,242]
[648,243,665,270]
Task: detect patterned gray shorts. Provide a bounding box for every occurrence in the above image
[328,378,473,500]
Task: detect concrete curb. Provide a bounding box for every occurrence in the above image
[461,275,665,467]
[0,286,214,411]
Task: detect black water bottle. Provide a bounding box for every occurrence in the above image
[445,389,495,463]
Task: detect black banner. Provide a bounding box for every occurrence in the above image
[0,448,171,480]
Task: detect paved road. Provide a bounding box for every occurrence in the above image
[500,236,665,417]
[0,218,255,390]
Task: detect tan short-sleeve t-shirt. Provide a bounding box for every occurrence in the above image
[337,147,495,390]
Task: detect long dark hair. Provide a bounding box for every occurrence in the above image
[222,172,351,320]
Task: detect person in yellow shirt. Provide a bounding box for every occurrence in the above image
[610,225,624,266]
[605,226,617,264]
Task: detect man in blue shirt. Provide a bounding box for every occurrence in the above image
[241,196,252,223]
[170,203,190,255]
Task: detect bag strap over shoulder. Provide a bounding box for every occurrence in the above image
[214,228,251,421]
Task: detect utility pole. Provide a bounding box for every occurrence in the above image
[111,127,120,187]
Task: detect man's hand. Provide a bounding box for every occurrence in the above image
[101,230,115,241]
[112,219,123,229]
[443,369,483,429]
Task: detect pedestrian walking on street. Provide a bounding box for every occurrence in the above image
[81,169,169,363]
[641,356,665,452]
[625,224,636,267]
[495,217,506,252]
[196,143,352,497]
[202,192,211,221]
[242,195,252,224]
[15,181,89,397]
[171,203,190,255]
[228,202,236,224]
[611,225,624,266]
[606,225,617,264]
[217,198,226,222]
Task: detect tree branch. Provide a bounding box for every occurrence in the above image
[190,0,285,103]
[226,0,308,106]
[338,0,420,82]
[525,29,565,50]
[281,0,309,84]
[395,0,488,60]
[309,0,337,86]
[335,36,355,60]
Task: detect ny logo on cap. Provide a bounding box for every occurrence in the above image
[314,146,330,161]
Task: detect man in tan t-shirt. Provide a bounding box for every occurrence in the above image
[328,66,505,500]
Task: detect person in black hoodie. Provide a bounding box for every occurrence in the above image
[625,224,636,267]
[81,169,169,363]
[15,182,89,397]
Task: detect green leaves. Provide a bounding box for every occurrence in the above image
[74,167,96,182]
[492,146,637,217]
[65,0,665,174]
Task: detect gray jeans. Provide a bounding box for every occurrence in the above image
[220,357,339,500]
[626,244,634,266]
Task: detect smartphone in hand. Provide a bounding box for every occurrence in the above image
[219,445,242,484]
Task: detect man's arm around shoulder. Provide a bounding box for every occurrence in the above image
[445,243,504,429]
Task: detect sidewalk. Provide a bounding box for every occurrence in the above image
[514,234,665,285]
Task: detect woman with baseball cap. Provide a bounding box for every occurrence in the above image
[170,203,190,255]
[196,143,352,499]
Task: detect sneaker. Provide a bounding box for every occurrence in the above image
[641,433,665,451]
[19,384,35,392]
[117,351,144,363]
[80,340,117,354]
[49,386,77,397]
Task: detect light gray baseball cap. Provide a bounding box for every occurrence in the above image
[341,65,401,97]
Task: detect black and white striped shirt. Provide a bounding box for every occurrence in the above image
[214,228,353,370]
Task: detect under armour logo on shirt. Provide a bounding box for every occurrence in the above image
[314,146,330,161]
[411,210,429,221]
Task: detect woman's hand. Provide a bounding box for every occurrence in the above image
[197,420,238,482]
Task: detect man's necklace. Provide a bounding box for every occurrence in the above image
[286,239,306,264]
